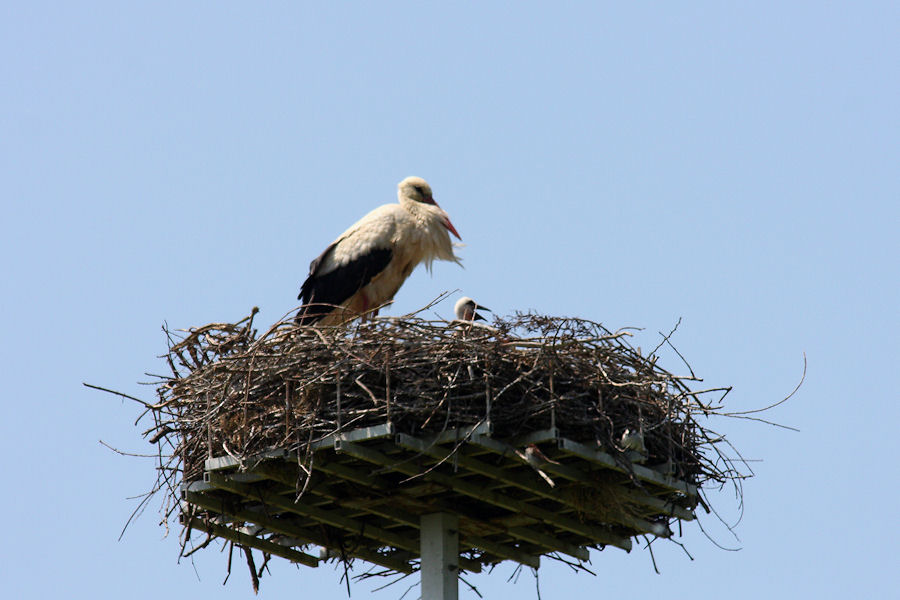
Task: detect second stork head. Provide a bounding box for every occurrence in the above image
[454,296,490,322]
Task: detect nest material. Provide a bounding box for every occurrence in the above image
[133,308,758,589]
[150,310,733,497]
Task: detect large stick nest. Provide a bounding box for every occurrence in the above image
[124,306,767,590]
[147,309,738,508]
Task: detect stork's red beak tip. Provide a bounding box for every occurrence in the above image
[445,218,461,240]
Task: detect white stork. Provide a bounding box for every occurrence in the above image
[453,296,490,322]
[296,176,462,325]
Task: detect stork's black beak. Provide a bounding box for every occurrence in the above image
[474,304,490,321]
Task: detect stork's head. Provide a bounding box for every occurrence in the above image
[399,176,434,204]
[398,176,461,240]
[454,296,490,321]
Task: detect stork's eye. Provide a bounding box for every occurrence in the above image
[414,185,425,196]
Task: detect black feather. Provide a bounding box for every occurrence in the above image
[296,246,393,325]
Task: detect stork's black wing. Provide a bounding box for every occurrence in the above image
[296,244,393,325]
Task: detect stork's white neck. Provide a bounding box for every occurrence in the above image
[398,195,444,223]
[394,197,460,270]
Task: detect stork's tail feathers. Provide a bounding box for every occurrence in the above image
[295,303,336,326]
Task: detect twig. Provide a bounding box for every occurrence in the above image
[83,382,157,409]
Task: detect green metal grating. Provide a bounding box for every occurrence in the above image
[181,422,698,573]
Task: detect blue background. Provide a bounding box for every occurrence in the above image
[2,3,897,598]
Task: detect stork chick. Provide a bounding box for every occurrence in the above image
[454,296,490,322]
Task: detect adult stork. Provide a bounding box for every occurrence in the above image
[296,176,462,325]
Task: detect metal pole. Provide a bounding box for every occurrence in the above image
[420,513,459,600]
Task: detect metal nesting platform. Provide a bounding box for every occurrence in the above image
[181,422,698,595]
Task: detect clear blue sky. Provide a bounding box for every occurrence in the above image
[2,2,897,598]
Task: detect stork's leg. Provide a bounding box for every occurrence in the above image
[359,292,371,322]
